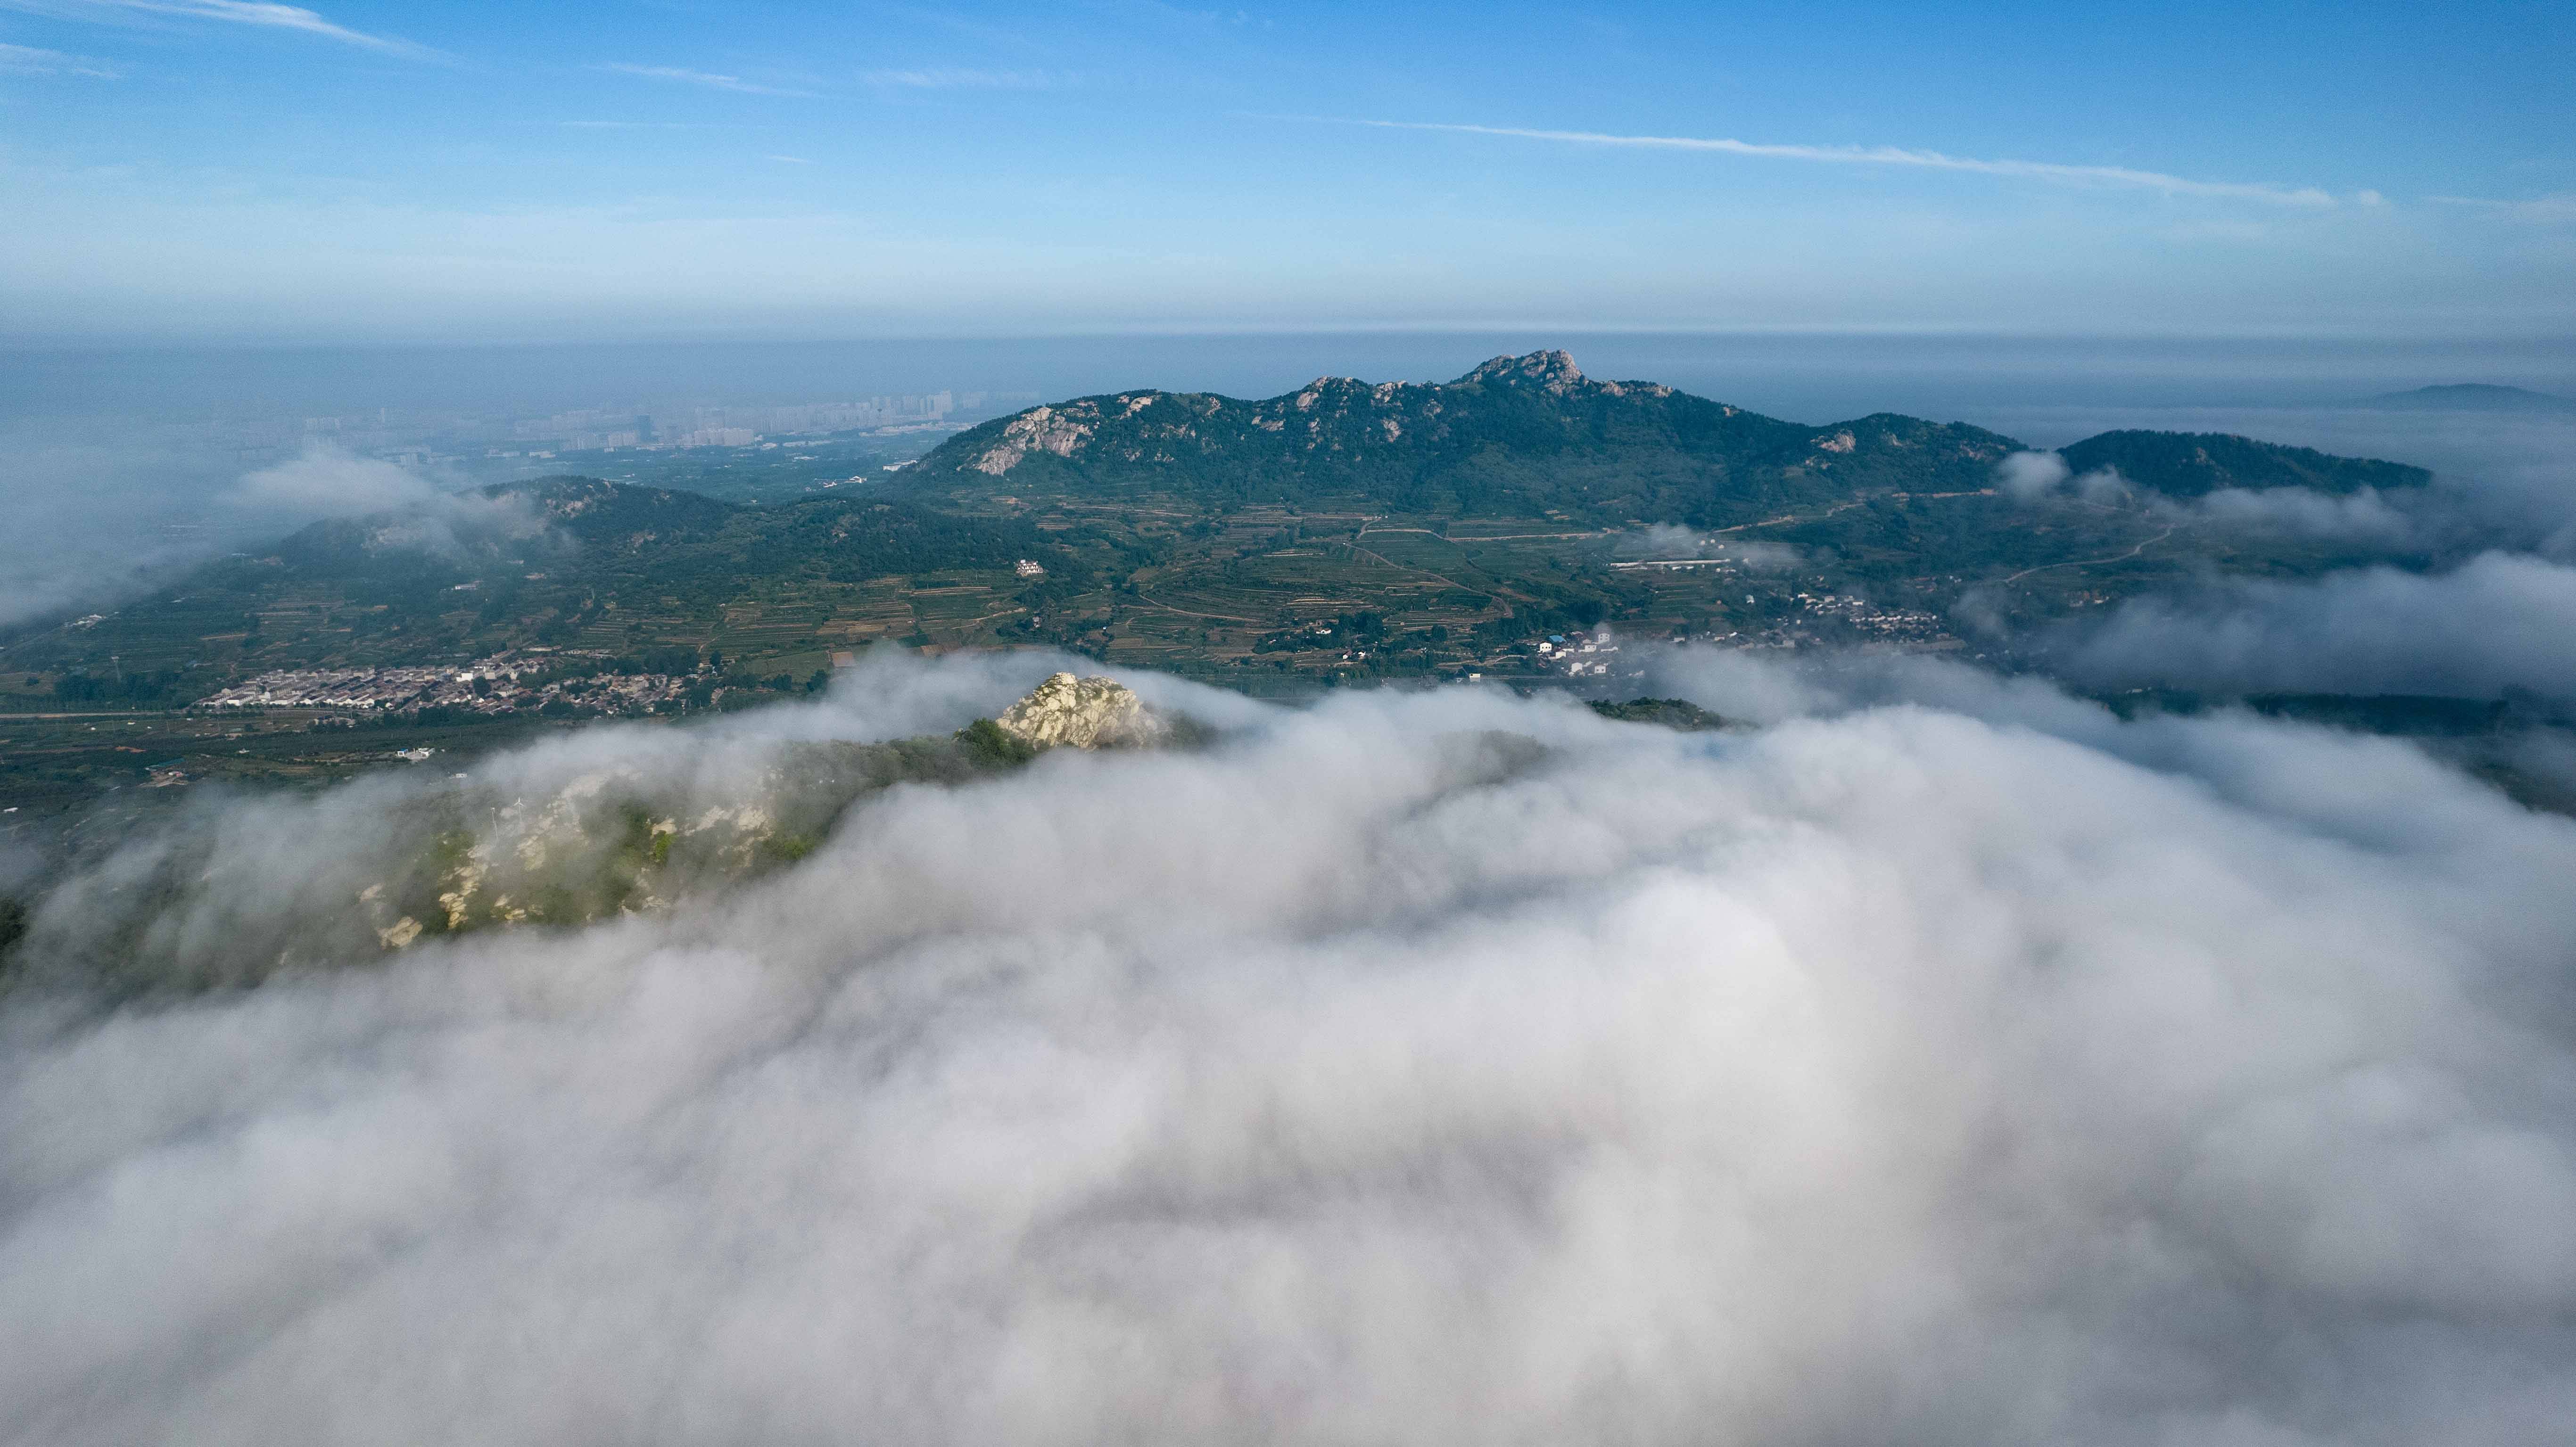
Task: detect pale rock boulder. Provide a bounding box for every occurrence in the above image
[993,672,1154,749]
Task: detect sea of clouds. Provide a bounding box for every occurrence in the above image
[5,647,2574,1445]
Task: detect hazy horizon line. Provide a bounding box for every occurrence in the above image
[8,327,2576,356]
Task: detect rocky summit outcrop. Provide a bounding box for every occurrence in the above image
[993,672,1152,749]
[910,349,2428,526]
[910,350,2023,523]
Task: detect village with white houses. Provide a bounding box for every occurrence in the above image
[191,651,700,717]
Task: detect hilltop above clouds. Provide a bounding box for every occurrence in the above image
[4,649,2575,1445]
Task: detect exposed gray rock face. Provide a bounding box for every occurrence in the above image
[993,672,1152,749]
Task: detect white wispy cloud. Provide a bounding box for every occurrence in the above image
[1319,117,2355,207]
[0,40,116,75]
[1,0,431,56]
[602,62,816,98]
[861,66,1051,89]
[766,154,811,164]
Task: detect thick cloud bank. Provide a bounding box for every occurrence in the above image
[1998,449,2419,546]
[2055,551,2576,698]
[6,651,2576,1445]
[1990,417,2576,698]
[2158,483,2418,545]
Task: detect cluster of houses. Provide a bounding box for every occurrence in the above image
[1536,633,1623,677]
[1791,593,1949,641]
[190,651,693,717]
[194,664,483,712]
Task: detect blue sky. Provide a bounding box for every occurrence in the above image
[0,0,2568,343]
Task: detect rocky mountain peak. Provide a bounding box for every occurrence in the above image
[1463,350,1585,390]
[993,672,1153,749]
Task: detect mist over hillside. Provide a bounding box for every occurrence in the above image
[9,0,2576,1436]
[3,345,2572,1444]
[3,331,2572,1447]
[5,649,2576,1444]
[17,349,2562,718]
[7,332,2569,633]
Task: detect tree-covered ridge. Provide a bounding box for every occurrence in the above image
[5,359,2461,775]
[36,476,1073,696]
[261,475,1058,594]
[912,350,2025,526]
[2056,431,2432,496]
[916,351,2431,526]
[275,475,1049,584]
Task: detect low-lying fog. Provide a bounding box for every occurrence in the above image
[4,332,2568,631]
[5,647,2574,1445]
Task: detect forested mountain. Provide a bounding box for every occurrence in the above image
[276,476,1051,604]
[2056,431,2430,496]
[908,350,2025,526]
[15,477,1068,689]
[9,352,2451,759]
[912,350,2430,522]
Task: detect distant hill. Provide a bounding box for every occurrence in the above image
[16,355,2455,736]
[2362,384,2575,413]
[2056,431,2431,497]
[267,476,1057,606]
[915,352,2437,522]
[909,350,2023,528]
[25,475,1066,691]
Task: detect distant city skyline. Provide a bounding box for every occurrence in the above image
[0,0,2568,344]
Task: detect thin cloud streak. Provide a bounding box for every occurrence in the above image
[1,0,432,56]
[602,62,817,98]
[0,40,117,74]
[861,66,1052,89]
[1324,117,2354,207]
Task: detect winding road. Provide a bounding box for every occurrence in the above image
[2003,526,2177,584]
